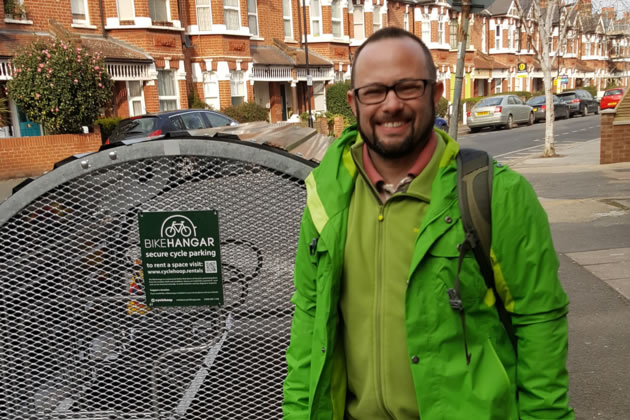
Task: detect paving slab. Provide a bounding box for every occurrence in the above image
[606,279,630,300]
[566,248,630,265]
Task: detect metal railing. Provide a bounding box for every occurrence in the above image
[250,66,293,81]
[0,59,13,80]
[106,62,151,81]
[296,67,334,81]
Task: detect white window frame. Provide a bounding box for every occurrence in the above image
[230,70,246,106]
[353,5,365,40]
[507,27,513,49]
[157,70,179,111]
[247,0,258,36]
[584,41,591,56]
[126,81,146,117]
[196,0,212,31]
[332,0,343,38]
[282,0,293,39]
[203,72,221,110]
[373,5,381,32]
[508,76,512,91]
[117,0,135,21]
[438,21,445,44]
[404,11,409,32]
[71,0,90,24]
[310,0,322,36]
[224,0,241,31]
[449,19,458,50]
[495,24,502,49]
[495,79,502,93]
[149,0,170,22]
[422,16,430,41]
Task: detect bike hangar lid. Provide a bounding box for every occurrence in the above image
[0,124,330,419]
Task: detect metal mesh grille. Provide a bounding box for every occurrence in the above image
[0,153,306,419]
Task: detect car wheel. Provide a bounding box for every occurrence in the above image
[582,105,588,117]
[505,115,513,130]
[528,112,534,126]
[594,105,599,115]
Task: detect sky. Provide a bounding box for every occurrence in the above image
[591,0,630,18]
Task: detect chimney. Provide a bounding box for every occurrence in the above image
[601,6,616,20]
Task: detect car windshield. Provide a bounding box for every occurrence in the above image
[604,89,623,96]
[112,117,159,138]
[558,93,576,101]
[476,97,503,107]
[527,96,546,105]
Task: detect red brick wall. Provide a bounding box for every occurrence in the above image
[0,133,101,179]
[600,112,630,164]
[219,80,232,109]
[144,83,160,113]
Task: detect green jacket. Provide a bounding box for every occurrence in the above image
[283,127,574,420]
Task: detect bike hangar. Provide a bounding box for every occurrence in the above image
[0,123,331,419]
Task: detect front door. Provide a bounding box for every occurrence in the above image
[18,108,42,137]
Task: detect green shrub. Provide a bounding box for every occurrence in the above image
[583,85,597,98]
[492,91,532,100]
[222,101,269,122]
[437,97,449,118]
[94,116,122,141]
[7,39,113,134]
[606,79,618,89]
[325,82,356,126]
[188,90,213,110]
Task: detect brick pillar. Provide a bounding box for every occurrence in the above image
[144,83,160,113]
[178,80,189,109]
[219,80,232,110]
[333,116,344,138]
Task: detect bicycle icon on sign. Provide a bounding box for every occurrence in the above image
[160,215,197,238]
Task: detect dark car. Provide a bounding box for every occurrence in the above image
[106,110,238,145]
[434,116,449,131]
[600,87,626,110]
[556,89,599,117]
[526,95,570,122]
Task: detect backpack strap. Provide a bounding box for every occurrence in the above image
[455,148,517,353]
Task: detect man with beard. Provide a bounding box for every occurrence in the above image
[283,27,573,420]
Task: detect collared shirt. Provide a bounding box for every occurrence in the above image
[362,132,438,202]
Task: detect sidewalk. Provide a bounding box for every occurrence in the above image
[509,139,630,420]
[510,139,630,300]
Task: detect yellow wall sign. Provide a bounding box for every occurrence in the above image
[517,63,527,72]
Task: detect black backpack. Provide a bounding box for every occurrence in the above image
[448,148,517,364]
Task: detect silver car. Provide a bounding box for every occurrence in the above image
[467,95,534,132]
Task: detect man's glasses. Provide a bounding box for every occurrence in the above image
[353,78,434,105]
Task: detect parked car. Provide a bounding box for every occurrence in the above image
[600,87,626,110]
[106,110,238,145]
[526,94,570,121]
[556,89,599,117]
[434,116,449,131]
[466,95,534,132]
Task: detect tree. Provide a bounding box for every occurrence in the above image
[7,38,113,134]
[515,0,579,157]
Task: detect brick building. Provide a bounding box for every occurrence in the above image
[0,0,629,137]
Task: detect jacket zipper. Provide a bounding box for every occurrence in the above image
[375,204,395,418]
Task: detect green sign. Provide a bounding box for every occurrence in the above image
[138,210,223,308]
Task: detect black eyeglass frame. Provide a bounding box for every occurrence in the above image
[353,78,436,105]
